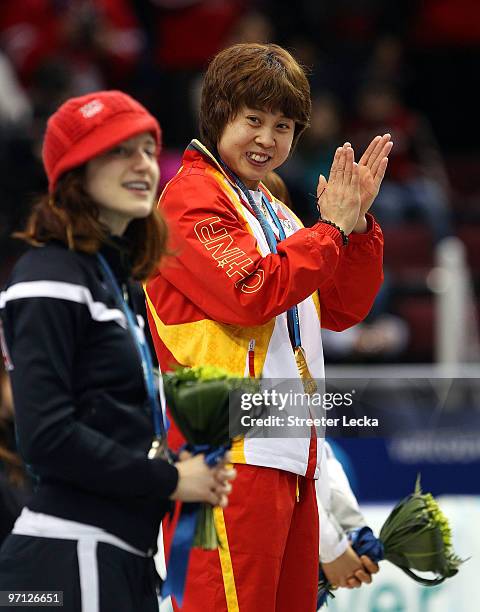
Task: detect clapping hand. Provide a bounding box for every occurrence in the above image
[317,135,393,234]
[358,133,393,216]
[316,143,361,236]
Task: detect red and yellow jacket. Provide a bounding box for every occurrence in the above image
[145,140,384,477]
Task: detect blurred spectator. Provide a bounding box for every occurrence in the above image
[360,35,411,92]
[349,81,452,243]
[321,315,409,361]
[139,0,248,148]
[0,51,31,128]
[29,58,74,123]
[413,0,480,47]
[0,51,33,282]
[321,312,409,363]
[0,1,146,281]
[0,0,143,91]
[0,369,30,546]
[225,9,274,46]
[0,55,74,284]
[409,0,480,153]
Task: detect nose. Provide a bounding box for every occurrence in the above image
[131,148,153,172]
[255,127,275,149]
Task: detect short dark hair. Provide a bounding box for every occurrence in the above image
[16,167,168,281]
[200,43,311,153]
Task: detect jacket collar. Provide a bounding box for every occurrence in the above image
[186,139,275,204]
[99,236,133,284]
[187,139,238,190]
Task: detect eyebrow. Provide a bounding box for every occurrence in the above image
[246,107,293,121]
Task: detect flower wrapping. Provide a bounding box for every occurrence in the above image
[163,365,258,549]
[317,475,465,608]
[162,366,259,606]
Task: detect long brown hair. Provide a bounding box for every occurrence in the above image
[16,167,168,281]
[0,370,25,488]
[200,43,311,153]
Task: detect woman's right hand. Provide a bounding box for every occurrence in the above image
[170,451,236,507]
[316,143,361,235]
[322,545,380,589]
[322,544,365,588]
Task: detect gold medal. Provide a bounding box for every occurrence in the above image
[148,436,172,462]
[294,346,317,395]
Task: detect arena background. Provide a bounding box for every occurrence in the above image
[0,1,478,610]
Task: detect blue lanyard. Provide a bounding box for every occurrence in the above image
[261,194,302,348]
[96,253,167,440]
[218,161,302,349]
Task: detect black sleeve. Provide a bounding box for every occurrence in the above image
[2,266,178,501]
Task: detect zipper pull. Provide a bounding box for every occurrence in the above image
[248,339,256,378]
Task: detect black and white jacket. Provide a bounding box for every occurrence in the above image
[0,240,178,553]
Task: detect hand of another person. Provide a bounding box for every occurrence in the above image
[316,143,361,235]
[322,544,378,589]
[322,544,363,588]
[170,451,236,507]
[355,554,380,584]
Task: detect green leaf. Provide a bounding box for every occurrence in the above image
[193,504,220,550]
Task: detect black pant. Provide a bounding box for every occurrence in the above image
[0,535,160,611]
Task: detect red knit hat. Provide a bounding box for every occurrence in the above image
[42,90,161,193]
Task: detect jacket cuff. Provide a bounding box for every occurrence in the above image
[310,222,344,248]
[320,534,349,563]
[348,213,379,244]
[149,458,179,499]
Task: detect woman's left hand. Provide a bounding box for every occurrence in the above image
[318,134,393,234]
[358,133,393,217]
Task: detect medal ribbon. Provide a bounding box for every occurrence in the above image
[96,253,167,442]
[218,162,302,349]
[217,163,317,392]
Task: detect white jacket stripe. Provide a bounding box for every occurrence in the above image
[0,281,127,328]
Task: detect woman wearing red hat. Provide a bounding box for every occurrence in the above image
[0,90,235,612]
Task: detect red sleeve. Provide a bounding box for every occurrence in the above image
[154,173,378,328]
[154,172,345,327]
[318,214,384,331]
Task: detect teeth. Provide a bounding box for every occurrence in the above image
[247,152,269,163]
[124,181,149,190]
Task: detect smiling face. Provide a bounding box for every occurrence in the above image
[85,132,160,236]
[217,107,295,190]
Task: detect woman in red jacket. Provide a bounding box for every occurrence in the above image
[146,44,392,612]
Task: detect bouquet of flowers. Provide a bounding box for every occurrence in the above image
[318,476,465,608]
[162,365,260,605]
[163,365,258,549]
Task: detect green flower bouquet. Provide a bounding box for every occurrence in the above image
[318,476,465,607]
[163,365,258,549]
[376,475,463,583]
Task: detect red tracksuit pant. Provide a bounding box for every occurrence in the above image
[171,463,319,612]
